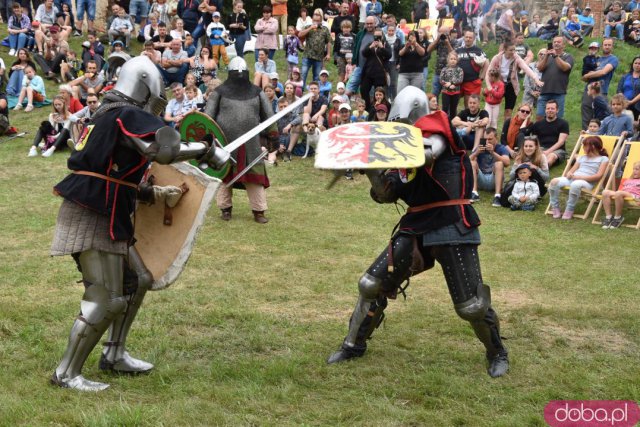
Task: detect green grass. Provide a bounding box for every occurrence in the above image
[0,32,639,426]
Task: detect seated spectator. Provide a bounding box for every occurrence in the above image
[500,103,534,157]
[598,94,634,138]
[528,13,543,37]
[600,160,640,229]
[254,48,277,89]
[142,13,160,42]
[263,84,278,113]
[507,164,540,211]
[184,72,204,105]
[584,118,601,135]
[514,33,534,64]
[14,66,45,112]
[318,69,332,99]
[302,81,328,130]
[159,39,190,86]
[182,85,199,114]
[373,103,388,121]
[6,49,36,97]
[27,94,70,157]
[328,95,343,128]
[524,99,569,167]
[141,40,162,65]
[33,24,69,81]
[286,66,303,97]
[170,17,190,42]
[548,136,609,220]
[108,6,134,49]
[7,3,31,57]
[270,73,284,98]
[505,135,549,201]
[279,82,303,157]
[469,127,510,206]
[604,1,626,40]
[152,22,173,55]
[58,84,85,114]
[188,46,217,85]
[59,49,81,82]
[427,93,440,111]
[577,6,595,37]
[538,9,560,40]
[80,30,105,72]
[624,11,640,46]
[451,94,489,150]
[369,86,391,117]
[562,13,584,47]
[351,98,369,122]
[163,83,189,128]
[34,0,60,52]
[68,60,103,104]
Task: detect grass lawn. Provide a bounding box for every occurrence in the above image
[0,30,638,426]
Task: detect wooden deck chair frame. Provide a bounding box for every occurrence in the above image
[544,135,623,220]
[592,141,640,229]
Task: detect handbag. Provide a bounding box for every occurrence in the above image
[375,54,390,86]
[286,53,298,64]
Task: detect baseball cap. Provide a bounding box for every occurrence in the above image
[584,5,591,9]
[319,69,329,76]
[269,72,279,80]
[332,95,342,102]
[338,103,351,111]
[49,24,60,34]
[212,11,220,17]
[375,104,388,113]
[588,41,599,49]
[112,40,124,47]
[337,82,345,90]
[515,163,531,172]
[292,67,300,74]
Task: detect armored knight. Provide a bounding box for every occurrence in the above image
[204,57,275,224]
[50,56,227,391]
[327,87,509,378]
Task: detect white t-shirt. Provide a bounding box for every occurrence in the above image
[358,0,370,23]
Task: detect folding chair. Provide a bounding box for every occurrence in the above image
[592,141,640,229]
[544,135,623,220]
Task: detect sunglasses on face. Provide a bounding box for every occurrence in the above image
[519,109,531,114]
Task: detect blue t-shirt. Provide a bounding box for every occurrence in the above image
[474,143,509,174]
[598,114,633,136]
[595,54,619,95]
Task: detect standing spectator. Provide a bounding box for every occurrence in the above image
[177,0,201,35]
[128,0,148,35]
[523,49,544,110]
[152,22,173,54]
[74,0,95,35]
[298,9,331,88]
[14,66,45,112]
[483,69,505,129]
[469,127,510,206]
[397,30,426,94]
[411,0,428,23]
[440,51,463,118]
[334,20,355,84]
[455,28,488,109]
[580,38,618,129]
[428,27,454,98]
[495,0,521,45]
[357,0,370,32]
[587,82,611,124]
[7,3,31,57]
[254,6,278,60]
[108,6,133,48]
[159,38,189,86]
[513,33,533,64]
[617,55,640,121]
[227,1,248,58]
[345,15,376,96]
[330,2,354,37]
[487,41,543,121]
[604,1,626,40]
[578,5,594,36]
[360,28,391,113]
[384,24,401,101]
[382,14,405,44]
[207,12,228,67]
[271,0,287,37]
[536,36,573,120]
[365,0,381,23]
[525,99,569,167]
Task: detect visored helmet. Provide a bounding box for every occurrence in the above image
[112,56,167,116]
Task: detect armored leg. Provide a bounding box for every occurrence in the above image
[52,250,127,391]
[431,244,509,377]
[99,247,154,374]
[328,234,424,364]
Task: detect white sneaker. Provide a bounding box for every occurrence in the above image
[13,103,23,111]
[42,146,55,157]
[8,49,15,56]
[28,146,38,157]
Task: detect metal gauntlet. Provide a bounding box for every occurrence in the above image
[365,169,398,204]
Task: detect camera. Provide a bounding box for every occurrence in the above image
[547,42,553,50]
[374,35,382,42]
[439,33,446,41]
[479,138,487,147]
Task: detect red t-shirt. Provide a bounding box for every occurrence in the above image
[69,96,84,113]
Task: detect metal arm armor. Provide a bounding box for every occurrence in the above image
[365,169,399,204]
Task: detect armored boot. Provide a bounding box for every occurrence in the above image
[470,307,509,378]
[100,248,154,374]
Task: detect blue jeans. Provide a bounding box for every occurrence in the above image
[604,23,624,40]
[6,68,24,96]
[301,57,323,88]
[75,0,96,21]
[233,32,247,57]
[346,66,363,94]
[128,0,148,18]
[158,63,189,86]
[9,32,27,50]
[191,23,205,41]
[432,73,442,97]
[537,93,566,118]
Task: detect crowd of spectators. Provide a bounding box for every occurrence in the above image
[2,0,640,221]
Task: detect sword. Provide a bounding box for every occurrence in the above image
[224,149,269,188]
[0,132,27,143]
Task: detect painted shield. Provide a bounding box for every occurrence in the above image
[134,162,220,290]
[179,111,230,179]
[314,122,425,170]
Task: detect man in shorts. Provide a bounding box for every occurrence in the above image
[455,28,488,109]
[469,127,510,205]
[525,99,569,167]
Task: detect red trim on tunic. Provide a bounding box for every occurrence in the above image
[116,118,157,138]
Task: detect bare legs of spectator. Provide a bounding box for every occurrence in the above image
[15,85,35,110]
[253,71,270,89]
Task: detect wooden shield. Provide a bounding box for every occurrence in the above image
[314,122,425,170]
[179,111,231,180]
[134,162,220,290]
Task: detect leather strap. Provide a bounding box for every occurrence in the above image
[73,170,139,190]
[406,199,471,214]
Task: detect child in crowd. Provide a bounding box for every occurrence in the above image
[427,93,440,111]
[286,67,304,97]
[335,82,349,104]
[483,69,505,129]
[370,87,391,116]
[184,33,196,57]
[601,161,640,229]
[270,72,284,98]
[318,69,332,99]
[582,118,601,135]
[563,13,583,46]
[14,66,45,113]
[207,12,229,67]
[283,25,303,77]
[276,96,302,162]
[184,72,205,104]
[328,95,342,128]
[351,99,369,122]
[508,164,540,211]
[548,136,609,220]
[28,95,70,157]
[582,42,598,76]
[335,20,356,83]
[373,103,388,121]
[263,84,278,113]
[598,94,634,138]
[344,53,355,84]
[588,82,611,123]
[440,51,463,118]
[182,86,199,116]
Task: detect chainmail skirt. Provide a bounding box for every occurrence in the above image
[50,199,128,256]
